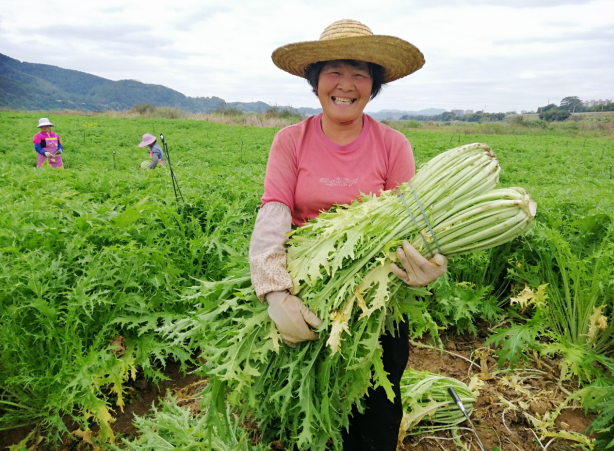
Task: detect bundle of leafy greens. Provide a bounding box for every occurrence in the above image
[163,143,537,450]
[398,369,476,439]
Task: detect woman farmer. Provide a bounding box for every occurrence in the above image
[138,133,165,169]
[249,19,448,451]
[33,118,64,168]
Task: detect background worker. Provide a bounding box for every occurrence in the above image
[33,118,64,168]
[249,19,447,451]
[138,133,165,169]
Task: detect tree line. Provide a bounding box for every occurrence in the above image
[399,96,613,123]
[399,111,505,122]
[537,96,614,121]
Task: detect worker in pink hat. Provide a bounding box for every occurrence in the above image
[138,133,165,169]
[33,118,64,168]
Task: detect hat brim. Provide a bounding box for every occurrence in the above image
[272,35,425,83]
[138,139,155,147]
[38,123,54,128]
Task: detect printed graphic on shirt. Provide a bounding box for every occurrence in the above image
[319,177,359,187]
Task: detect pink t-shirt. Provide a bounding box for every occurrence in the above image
[261,113,415,226]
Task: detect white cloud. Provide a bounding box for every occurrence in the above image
[0,0,612,112]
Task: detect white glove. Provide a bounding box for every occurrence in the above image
[390,241,448,287]
[266,291,322,347]
[44,152,53,157]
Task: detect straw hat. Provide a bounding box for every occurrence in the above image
[138,133,156,147]
[271,19,425,83]
[37,118,54,128]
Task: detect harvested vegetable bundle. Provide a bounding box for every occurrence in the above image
[163,143,536,450]
[398,369,476,442]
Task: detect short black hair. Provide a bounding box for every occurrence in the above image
[304,60,387,100]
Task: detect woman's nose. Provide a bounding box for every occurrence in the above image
[336,73,354,90]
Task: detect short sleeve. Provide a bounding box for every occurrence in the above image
[384,134,415,190]
[261,131,298,211]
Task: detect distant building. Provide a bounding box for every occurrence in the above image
[465,109,474,114]
[582,99,612,107]
[521,110,527,114]
[451,109,464,115]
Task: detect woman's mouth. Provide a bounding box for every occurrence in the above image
[332,97,356,106]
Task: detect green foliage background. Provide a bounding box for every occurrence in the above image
[1,112,613,447]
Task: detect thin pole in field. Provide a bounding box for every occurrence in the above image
[160,133,184,206]
[449,134,455,144]
[583,138,587,147]
[113,151,116,169]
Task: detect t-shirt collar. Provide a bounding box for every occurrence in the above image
[314,113,370,153]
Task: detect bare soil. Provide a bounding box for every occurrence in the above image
[400,331,594,451]
[0,329,594,451]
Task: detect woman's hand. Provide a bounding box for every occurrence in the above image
[266,291,323,347]
[44,152,53,157]
[390,241,447,287]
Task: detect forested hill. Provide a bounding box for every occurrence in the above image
[0,53,447,117]
[0,53,225,113]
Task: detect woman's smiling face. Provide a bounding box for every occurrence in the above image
[317,60,373,124]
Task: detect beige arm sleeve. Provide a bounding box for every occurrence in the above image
[249,202,294,301]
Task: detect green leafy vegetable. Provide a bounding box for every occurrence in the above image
[164,143,537,450]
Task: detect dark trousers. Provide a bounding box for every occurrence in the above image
[342,320,410,451]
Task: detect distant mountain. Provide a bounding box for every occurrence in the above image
[0,53,224,113]
[0,53,446,118]
[366,108,446,120]
[294,107,323,116]
[225,101,272,113]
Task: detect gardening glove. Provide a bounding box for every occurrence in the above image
[56,148,63,154]
[44,152,53,157]
[266,291,322,348]
[390,241,448,287]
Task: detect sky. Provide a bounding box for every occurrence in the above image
[1,0,612,113]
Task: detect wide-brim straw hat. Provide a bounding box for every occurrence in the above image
[271,19,425,83]
[37,117,54,128]
[138,133,156,147]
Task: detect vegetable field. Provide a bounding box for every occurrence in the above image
[1,112,613,450]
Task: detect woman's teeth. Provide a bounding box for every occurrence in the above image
[333,97,355,105]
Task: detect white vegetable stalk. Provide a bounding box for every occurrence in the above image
[398,369,476,443]
[287,143,537,353]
